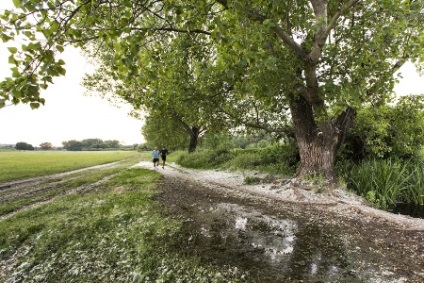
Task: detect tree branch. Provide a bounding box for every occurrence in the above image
[247,11,308,60]
[309,0,360,63]
[131,26,211,35]
[220,104,293,135]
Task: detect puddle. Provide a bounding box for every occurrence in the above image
[155,176,417,282]
[172,202,375,282]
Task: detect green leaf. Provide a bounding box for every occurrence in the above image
[8,55,17,65]
[12,88,22,98]
[11,67,19,77]
[30,102,40,109]
[12,0,21,8]
[263,19,275,29]
[57,67,66,76]
[1,34,13,42]
[8,47,18,54]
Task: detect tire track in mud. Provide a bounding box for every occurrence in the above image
[0,161,123,221]
[0,161,122,191]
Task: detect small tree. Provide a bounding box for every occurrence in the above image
[62,140,83,151]
[39,142,53,150]
[104,140,121,148]
[15,142,34,151]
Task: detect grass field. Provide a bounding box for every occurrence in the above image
[0,151,140,183]
[0,157,248,282]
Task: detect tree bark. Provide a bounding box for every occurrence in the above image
[188,126,200,153]
[290,95,356,184]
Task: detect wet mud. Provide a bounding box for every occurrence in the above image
[155,176,424,283]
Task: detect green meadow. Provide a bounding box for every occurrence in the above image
[0,153,248,282]
[0,151,139,183]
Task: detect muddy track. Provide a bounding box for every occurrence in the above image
[0,161,123,221]
[0,161,122,191]
[143,162,424,282]
[140,162,424,231]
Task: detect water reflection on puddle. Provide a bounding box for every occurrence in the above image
[182,202,366,282]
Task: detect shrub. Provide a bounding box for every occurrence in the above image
[177,150,215,169]
[243,176,261,185]
[341,95,424,162]
[175,143,299,177]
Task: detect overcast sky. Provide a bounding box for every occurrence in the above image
[0,1,145,147]
[0,1,423,147]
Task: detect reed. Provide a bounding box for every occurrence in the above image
[403,162,424,206]
[340,159,415,209]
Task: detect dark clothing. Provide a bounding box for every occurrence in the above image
[160,148,169,159]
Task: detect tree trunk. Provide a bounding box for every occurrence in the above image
[290,95,356,184]
[188,126,200,153]
[295,128,339,182]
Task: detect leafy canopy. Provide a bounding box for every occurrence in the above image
[0,0,423,133]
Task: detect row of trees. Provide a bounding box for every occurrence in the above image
[1,0,423,183]
[62,139,121,151]
[13,139,123,151]
[13,142,50,151]
[143,93,424,163]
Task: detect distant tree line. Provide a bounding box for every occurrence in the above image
[10,139,139,151]
[13,142,51,151]
[62,139,121,151]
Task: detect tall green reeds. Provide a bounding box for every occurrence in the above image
[339,159,424,209]
[403,162,424,206]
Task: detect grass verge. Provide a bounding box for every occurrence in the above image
[0,167,249,282]
[0,155,141,217]
[172,147,424,214]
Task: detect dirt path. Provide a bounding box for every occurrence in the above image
[135,161,424,231]
[135,161,424,282]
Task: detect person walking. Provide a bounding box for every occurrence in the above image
[160,145,169,169]
[152,147,160,168]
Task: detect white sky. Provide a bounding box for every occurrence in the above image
[0,1,423,147]
[0,1,145,147]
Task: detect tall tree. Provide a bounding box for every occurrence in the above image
[83,33,225,152]
[209,0,423,182]
[142,111,190,151]
[1,0,423,182]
